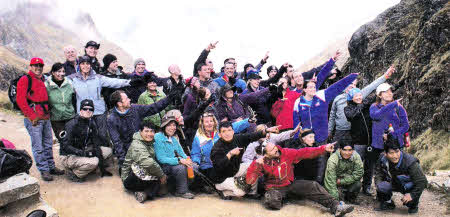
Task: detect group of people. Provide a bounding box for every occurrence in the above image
[15,40,427,216]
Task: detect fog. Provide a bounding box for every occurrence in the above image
[1,0,400,75]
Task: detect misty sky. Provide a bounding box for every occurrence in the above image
[5,0,400,75]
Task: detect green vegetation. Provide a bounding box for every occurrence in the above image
[408,128,450,173]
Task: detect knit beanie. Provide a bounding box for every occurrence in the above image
[134,58,146,68]
[338,137,354,149]
[347,88,361,101]
[102,54,117,70]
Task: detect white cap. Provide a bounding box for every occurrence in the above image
[376,83,392,95]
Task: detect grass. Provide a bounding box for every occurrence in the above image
[0,91,13,110]
[408,128,450,173]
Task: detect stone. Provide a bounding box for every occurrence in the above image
[0,173,39,207]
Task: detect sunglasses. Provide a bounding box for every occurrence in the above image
[202,113,215,118]
[31,64,44,67]
[81,107,94,112]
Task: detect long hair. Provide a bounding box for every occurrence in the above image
[197,112,219,138]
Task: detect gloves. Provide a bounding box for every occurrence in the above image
[129,77,145,86]
[229,76,236,86]
[143,72,154,84]
[168,82,185,103]
[269,84,277,95]
[206,94,216,104]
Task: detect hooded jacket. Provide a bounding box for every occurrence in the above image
[324,150,364,199]
[293,73,358,142]
[246,145,327,190]
[344,96,375,146]
[154,132,187,165]
[138,89,167,127]
[107,99,170,162]
[121,132,165,181]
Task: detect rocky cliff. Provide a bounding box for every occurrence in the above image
[341,0,449,171]
[0,2,134,91]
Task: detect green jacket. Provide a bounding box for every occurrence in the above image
[121,132,165,181]
[137,90,167,127]
[324,150,364,199]
[45,77,75,121]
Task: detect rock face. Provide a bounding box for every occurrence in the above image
[0,2,134,91]
[0,173,39,207]
[342,0,449,137]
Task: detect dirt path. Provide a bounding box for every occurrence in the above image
[0,111,448,217]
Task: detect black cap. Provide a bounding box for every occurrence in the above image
[85,40,100,49]
[247,73,262,80]
[102,54,117,70]
[80,99,94,110]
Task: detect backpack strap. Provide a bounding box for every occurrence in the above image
[26,74,33,95]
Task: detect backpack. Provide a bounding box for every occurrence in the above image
[0,138,16,149]
[8,74,32,110]
[0,148,33,179]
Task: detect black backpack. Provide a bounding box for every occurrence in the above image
[8,74,32,110]
[0,148,33,179]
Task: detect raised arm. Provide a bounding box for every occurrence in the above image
[323,73,358,103]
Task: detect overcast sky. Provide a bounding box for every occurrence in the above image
[7,0,400,74]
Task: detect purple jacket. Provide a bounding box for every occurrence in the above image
[370,102,409,149]
[216,88,269,122]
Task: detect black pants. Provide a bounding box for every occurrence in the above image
[316,140,329,185]
[376,181,421,208]
[51,119,70,143]
[123,171,160,197]
[341,181,362,200]
[362,148,384,189]
[265,180,339,209]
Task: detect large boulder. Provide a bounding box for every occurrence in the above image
[342,0,449,137]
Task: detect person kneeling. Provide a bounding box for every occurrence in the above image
[60,99,113,182]
[121,121,167,203]
[246,142,354,216]
[324,137,363,204]
[374,134,427,214]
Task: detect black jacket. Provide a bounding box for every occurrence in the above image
[63,61,77,77]
[100,69,131,108]
[344,96,375,146]
[211,131,265,183]
[285,139,320,181]
[374,152,427,200]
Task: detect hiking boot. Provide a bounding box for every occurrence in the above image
[134,191,147,203]
[41,171,53,182]
[67,170,85,183]
[175,192,195,199]
[362,186,372,196]
[374,201,396,211]
[49,167,65,175]
[408,207,418,214]
[346,197,360,205]
[333,202,354,217]
[26,209,47,217]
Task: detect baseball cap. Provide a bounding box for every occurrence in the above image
[85,40,100,49]
[376,83,392,95]
[30,57,44,66]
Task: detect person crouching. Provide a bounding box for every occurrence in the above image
[60,99,113,182]
[121,121,168,203]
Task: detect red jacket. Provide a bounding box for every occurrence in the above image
[275,88,302,130]
[16,71,50,121]
[246,145,326,190]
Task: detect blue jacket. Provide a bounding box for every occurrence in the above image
[68,70,130,115]
[213,76,247,93]
[154,132,187,165]
[370,101,409,149]
[293,73,358,142]
[190,119,249,170]
[107,99,170,162]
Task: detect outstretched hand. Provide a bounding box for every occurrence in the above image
[262,51,270,62]
[384,65,396,79]
[206,41,219,51]
[325,142,336,153]
[332,50,341,61]
[266,125,281,134]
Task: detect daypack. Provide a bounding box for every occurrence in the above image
[8,74,32,110]
[0,138,16,149]
[0,148,33,179]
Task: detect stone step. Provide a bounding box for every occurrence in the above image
[0,194,58,217]
[0,173,39,207]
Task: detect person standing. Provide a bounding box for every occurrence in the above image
[17,57,64,181]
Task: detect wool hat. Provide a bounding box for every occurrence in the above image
[80,99,94,110]
[376,83,392,95]
[134,58,146,68]
[78,55,91,64]
[102,54,117,70]
[267,65,278,76]
[301,130,315,138]
[247,71,262,80]
[338,137,354,149]
[347,88,362,101]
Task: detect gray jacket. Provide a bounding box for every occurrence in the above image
[328,75,386,133]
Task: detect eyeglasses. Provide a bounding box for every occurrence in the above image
[202,113,215,118]
[81,107,94,112]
